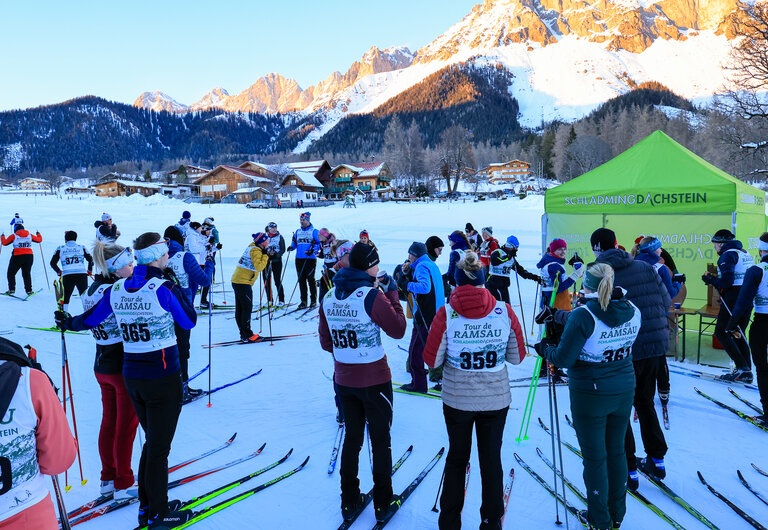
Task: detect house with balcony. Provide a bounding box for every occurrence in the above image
[276,169,324,206]
[193,165,275,201]
[477,160,531,185]
[327,162,393,199]
[239,159,332,188]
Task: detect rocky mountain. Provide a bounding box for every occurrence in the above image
[190,87,230,111]
[133,91,188,113]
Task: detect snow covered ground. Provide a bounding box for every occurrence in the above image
[1,193,766,529]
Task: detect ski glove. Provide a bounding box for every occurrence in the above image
[535,305,556,325]
[701,273,714,285]
[673,273,686,284]
[54,310,71,330]
[287,245,295,252]
[216,243,222,250]
[533,275,545,286]
[567,262,585,282]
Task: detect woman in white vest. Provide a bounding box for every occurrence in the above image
[56,232,197,528]
[81,240,139,502]
[423,251,526,530]
[537,263,641,530]
[49,230,94,311]
[0,337,76,529]
[727,231,768,425]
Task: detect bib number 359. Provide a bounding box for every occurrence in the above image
[459,350,498,370]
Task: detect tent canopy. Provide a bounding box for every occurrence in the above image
[545,131,765,215]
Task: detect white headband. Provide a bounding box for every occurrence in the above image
[759,240,768,251]
[105,247,134,273]
[134,241,168,265]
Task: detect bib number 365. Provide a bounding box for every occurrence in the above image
[459,350,498,370]
[121,323,150,342]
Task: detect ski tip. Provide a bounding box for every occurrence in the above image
[437,447,446,456]
[737,469,745,480]
[535,447,544,457]
[256,369,263,375]
[81,479,88,486]
[257,442,267,453]
[286,448,294,458]
[696,471,705,483]
[405,444,414,452]
[299,456,311,467]
[227,433,238,443]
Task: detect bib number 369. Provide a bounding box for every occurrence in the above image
[121,323,150,342]
[459,350,498,370]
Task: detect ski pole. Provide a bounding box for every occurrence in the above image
[264,262,274,345]
[431,464,446,512]
[207,294,212,408]
[52,475,72,530]
[551,365,570,529]
[38,240,50,290]
[530,283,540,336]
[546,366,562,525]
[513,269,528,336]
[258,265,264,334]
[218,252,226,305]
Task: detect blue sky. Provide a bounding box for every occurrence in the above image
[0,0,475,111]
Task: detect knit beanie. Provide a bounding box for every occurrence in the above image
[505,235,520,249]
[465,223,475,232]
[455,266,485,287]
[360,230,369,239]
[350,242,380,271]
[482,226,493,236]
[549,238,567,253]
[300,211,311,221]
[590,228,617,253]
[189,221,202,231]
[252,232,269,246]
[425,236,444,254]
[101,212,112,222]
[712,229,735,243]
[204,217,214,225]
[182,211,191,220]
[408,241,427,258]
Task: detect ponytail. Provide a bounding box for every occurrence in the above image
[92,240,126,275]
[585,262,615,311]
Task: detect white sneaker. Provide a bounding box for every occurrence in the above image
[113,488,137,501]
[100,480,114,496]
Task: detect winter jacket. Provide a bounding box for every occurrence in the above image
[729,254,768,326]
[489,248,539,286]
[167,239,213,307]
[407,254,446,327]
[94,221,119,242]
[595,249,670,360]
[174,218,190,238]
[541,290,637,394]
[536,253,575,310]
[424,285,525,411]
[446,240,470,287]
[710,240,750,295]
[635,251,680,300]
[266,231,286,263]
[184,229,208,265]
[290,224,321,260]
[231,243,269,286]
[478,237,499,268]
[318,267,406,388]
[1,229,42,256]
[466,232,481,250]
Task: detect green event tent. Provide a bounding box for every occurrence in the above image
[543,130,767,307]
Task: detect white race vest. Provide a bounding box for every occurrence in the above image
[266,234,281,256]
[82,282,122,346]
[58,242,87,275]
[490,251,514,278]
[444,301,510,373]
[578,303,641,363]
[12,233,31,251]
[322,241,338,268]
[323,287,384,364]
[110,278,176,353]
[720,248,755,286]
[539,261,562,290]
[0,365,48,521]
[184,233,206,266]
[752,263,768,313]
[652,262,664,273]
[238,245,256,272]
[167,252,189,289]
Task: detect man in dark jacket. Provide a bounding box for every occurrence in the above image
[591,228,671,489]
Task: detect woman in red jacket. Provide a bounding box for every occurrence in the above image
[424,251,526,530]
[1,224,42,295]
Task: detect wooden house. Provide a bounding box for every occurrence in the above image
[166,165,210,183]
[276,169,324,205]
[240,160,332,188]
[194,165,275,201]
[19,178,51,191]
[91,179,161,197]
[328,162,393,199]
[477,160,531,184]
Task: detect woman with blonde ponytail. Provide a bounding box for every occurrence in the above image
[536,263,641,530]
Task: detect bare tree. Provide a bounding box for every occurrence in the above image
[438,125,475,193]
[567,135,612,176]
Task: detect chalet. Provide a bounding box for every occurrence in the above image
[19,178,51,190]
[0,178,11,188]
[477,160,531,184]
[91,179,161,198]
[276,169,324,206]
[166,165,209,182]
[328,162,393,199]
[159,183,199,198]
[240,160,332,188]
[194,165,275,201]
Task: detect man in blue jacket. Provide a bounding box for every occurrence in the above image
[400,241,445,393]
[288,212,321,309]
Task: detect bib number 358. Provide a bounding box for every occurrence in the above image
[459,350,498,370]
[331,329,358,349]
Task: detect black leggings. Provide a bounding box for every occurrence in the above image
[7,254,33,292]
[715,297,752,370]
[175,323,191,382]
[750,314,768,413]
[485,276,510,305]
[264,259,285,303]
[626,356,668,467]
[318,268,335,304]
[200,263,215,304]
[62,273,88,305]
[124,370,182,520]
[232,282,254,340]
[295,259,317,305]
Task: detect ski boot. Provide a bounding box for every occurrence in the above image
[341,493,366,522]
[638,457,666,480]
[627,470,639,491]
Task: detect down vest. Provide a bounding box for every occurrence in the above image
[424,285,525,411]
[596,249,671,360]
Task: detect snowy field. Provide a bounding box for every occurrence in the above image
[1,193,766,529]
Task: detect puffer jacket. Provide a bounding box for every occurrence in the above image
[596,249,670,360]
[424,285,525,411]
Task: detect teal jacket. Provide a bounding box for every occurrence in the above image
[541,292,636,394]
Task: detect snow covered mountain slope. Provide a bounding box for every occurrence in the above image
[133,91,189,113]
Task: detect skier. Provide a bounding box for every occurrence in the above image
[727,231,768,424]
[486,235,543,305]
[425,235,444,262]
[702,229,755,382]
[1,223,42,296]
[174,210,192,238]
[464,223,480,250]
[184,222,208,267]
[332,240,354,271]
[0,337,77,530]
[199,217,221,309]
[318,243,406,524]
[536,263,641,530]
[423,251,525,529]
[317,228,338,302]
[444,230,472,298]
[590,227,670,490]
[477,226,498,271]
[358,230,377,251]
[95,212,120,242]
[82,240,140,501]
[399,241,445,393]
[9,213,23,228]
[55,232,197,528]
[536,238,584,311]
[287,212,321,309]
[164,225,214,397]
[231,232,270,343]
[49,231,93,311]
[264,222,286,306]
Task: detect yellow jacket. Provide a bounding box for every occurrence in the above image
[231,243,269,285]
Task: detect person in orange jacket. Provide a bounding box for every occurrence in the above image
[1,223,42,295]
[0,337,77,530]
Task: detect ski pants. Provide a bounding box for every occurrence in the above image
[175,323,191,382]
[232,282,254,340]
[571,388,634,530]
[714,295,752,370]
[439,405,508,530]
[626,356,668,467]
[295,259,317,305]
[336,381,394,512]
[407,321,429,393]
[61,273,88,307]
[7,254,33,292]
[124,370,182,520]
[318,267,335,303]
[200,263,214,305]
[485,276,510,305]
[750,313,768,413]
[656,356,670,405]
[264,259,284,303]
[96,372,139,490]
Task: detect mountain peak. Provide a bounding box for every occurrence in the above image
[133,91,188,113]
